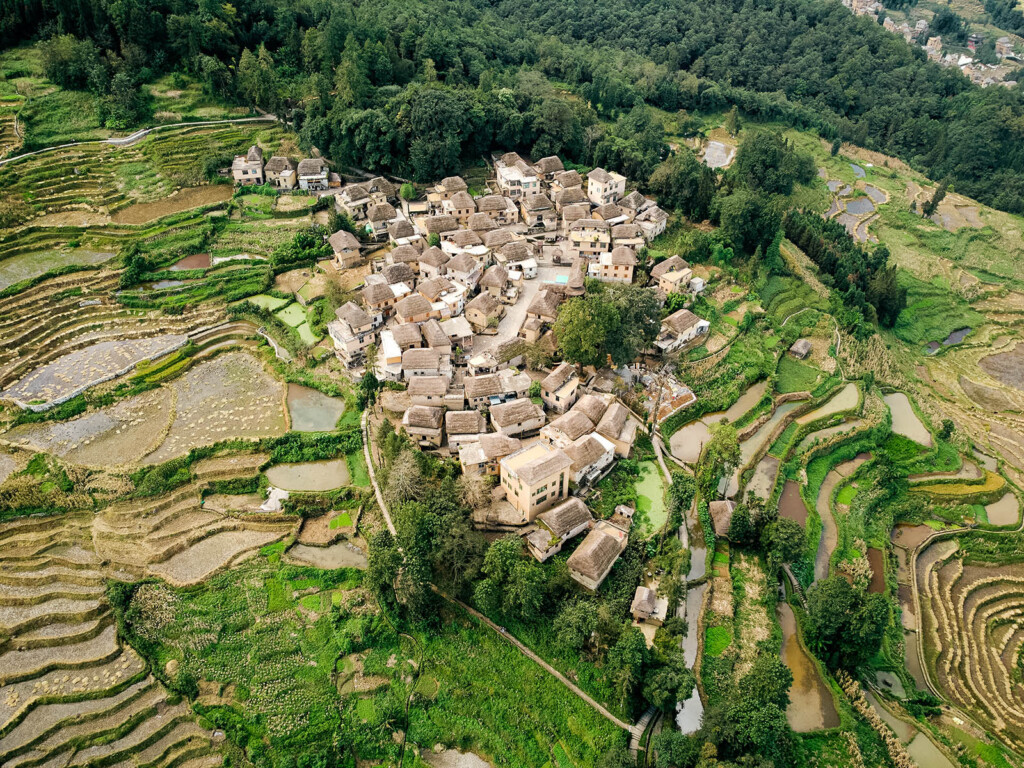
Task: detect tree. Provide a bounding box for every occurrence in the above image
[767,518,805,564]
[384,451,424,506]
[727,503,753,545]
[475,535,547,621]
[732,130,815,195]
[400,183,416,201]
[608,625,648,710]
[922,177,950,216]
[553,295,618,368]
[366,529,401,607]
[939,419,955,440]
[653,731,701,768]
[528,380,542,398]
[648,150,717,221]
[830,138,841,156]
[805,576,890,669]
[717,190,780,255]
[457,472,492,509]
[643,658,696,712]
[596,745,634,768]
[236,45,277,111]
[723,105,739,137]
[739,654,792,711]
[553,600,598,651]
[705,421,740,477]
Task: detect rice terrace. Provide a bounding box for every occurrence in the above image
[4,2,1024,768]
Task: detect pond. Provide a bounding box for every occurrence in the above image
[675,685,704,735]
[670,420,711,464]
[796,383,859,425]
[906,733,955,768]
[778,602,839,732]
[850,163,866,178]
[884,392,933,447]
[635,462,667,535]
[796,419,864,454]
[778,480,808,525]
[287,383,345,432]
[265,458,350,491]
[845,197,875,216]
[169,253,211,270]
[867,548,885,593]
[864,185,886,204]
[746,454,779,500]
[985,493,1019,526]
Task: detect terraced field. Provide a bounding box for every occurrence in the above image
[917,542,1024,752]
[0,493,292,768]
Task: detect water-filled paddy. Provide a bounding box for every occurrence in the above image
[778,603,839,732]
[778,481,808,525]
[985,493,1019,526]
[796,383,858,425]
[287,384,346,432]
[884,392,932,446]
[0,249,114,291]
[265,458,350,491]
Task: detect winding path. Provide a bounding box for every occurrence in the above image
[0,115,277,168]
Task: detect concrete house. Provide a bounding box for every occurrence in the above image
[526,497,593,562]
[588,246,636,283]
[655,309,710,352]
[587,167,626,205]
[541,362,580,414]
[329,230,362,269]
[567,219,611,262]
[464,369,531,409]
[465,292,504,332]
[491,397,546,437]
[499,442,573,522]
[231,145,264,185]
[402,347,443,380]
[496,152,540,199]
[636,205,668,240]
[442,190,476,225]
[564,433,616,486]
[402,405,445,447]
[264,156,296,189]
[327,302,376,368]
[567,508,632,591]
[445,410,487,449]
[297,158,329,191]
[459,433,522,476]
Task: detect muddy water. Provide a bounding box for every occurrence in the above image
[704,380,768,424]
[796,383,859,425]
[796,419,864,453]
[287,384,346,432]
[985,492,1019,526]
[943,327,971,346]
[111,185,233,224]
[903,630,928,692]
[746,454,780,499]
[884,392,933,446]
[778,603,839,731]
[686,540,707,581]
[169,253,211,270]
[906,733,955,768]
[891,523,934,549]
[864,690,916,742]
[779,481,809,525]
[867,548,885,593]
[723,402,804,497]
[670,420,711,464]
[675,685,703,734]
[265,458,350,491]
[675,581,708,733]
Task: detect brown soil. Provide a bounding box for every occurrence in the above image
[111,186,232,225]
[274,268,313,294]
[979,344,1024,391]
[867,548,885,593]
[959,376,1019,412]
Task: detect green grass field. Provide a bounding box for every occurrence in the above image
[705,625,731,656]
[776,356,822,394]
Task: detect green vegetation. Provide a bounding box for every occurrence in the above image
[775,356,821,394]
[705,626,731,656]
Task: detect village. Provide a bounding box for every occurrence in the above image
[227,146,726,602]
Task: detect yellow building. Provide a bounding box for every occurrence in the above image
[499,443,573,523]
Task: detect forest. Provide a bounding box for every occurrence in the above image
[2,0,1023,214]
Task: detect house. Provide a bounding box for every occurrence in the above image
[567,219,612,262]
[655,309,710,353]
[631,586,669,625]
[264,156,296,189]
[421,318,452,354]
[297,158,329,191]
[496,152,540,199]
[464,369,532,409]
[468,212,498,232]
[388,219,421,249]
[395,294,433,325]
[611,223,645,251]
[588,246,636,284]
[541,408,596,448]
[526,289,563,325]
[551,169,583,192]
[477,194,519,225]
[541,363,580,414]
[402,347,443,379]
[498,442,573,522]
[491,397,546,437]
[447,252,482,291]
[526,497,593,562]
[443,190,476,224]
[709,500,736,538]
[790,339,812,360]
[383,263,416,287]
[635,206,668,240]
[479,265,509,300]
[421,215,460,239]
[651,256,692,293]
[445,229,485,255]
[327,302,376,367]
[996,36,1014,58]
[231,145,264,185]
[418,278,466,319]
[619,190,649,217]
[593,203,624,222]
[560,203,592,238]
[418,247,450,280]
[520,193,556,230]
[329,230,362,269]
[445,410,487,449]
[484,228,515,250]
[459,433,522,476]
[552,186,589,211]
[533,155,565,179]
[439,316,474,352]
[564,433,616,486]
[338,184,373,220]
[497,240,531,267]
[402,405,445,448]
[389,245,422,272]
[408,375,449,407]
[437,176,468,200]
[465,292,504,332]
[689,277,707,294]
[567,510,631,591]
[361,282,408,320]
[391,324,422,354]
[367,203,399,240]
[509,258,538,279]
[596,401,640,457]
[587,168,626,205]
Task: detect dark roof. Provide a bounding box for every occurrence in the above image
[588,167,613,183]
[408,376,448,396]
[468,213,498,232]
[388,219,416,239]
[418,277,454,302]
[362,282,395,305]
[477,195,508,212]
[709,501,735,537]
[522,193,553,212]
[335,301,370,329]
[609,246,636,266]
[572,394,610,425]
[533,155,565,174]
[448,253,477,274]
[246,145,263,162]
[466,292,501,317]
[402,347,441,370]
[554,187,588,206]
[663,309,705,336]
[421,318,451,349]
[441,176,468,192]
[389,244,421,264]
[553,169,582,188]
[596,402,630,440]
[484,228,514,248]
[547,410,595,441]
[391,323,423,348]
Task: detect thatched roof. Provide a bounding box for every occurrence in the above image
[491,398,545,429]
[404,405,444,430]
[709,500,735,537]
[537,497,592,538]
[567,529,621,582]
[541,362,576,393]
[446,410,486,435]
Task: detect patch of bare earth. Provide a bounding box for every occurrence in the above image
[111,186,232,225]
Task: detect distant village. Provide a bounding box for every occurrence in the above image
[231,147,719,598]
[845,0,1020,88]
